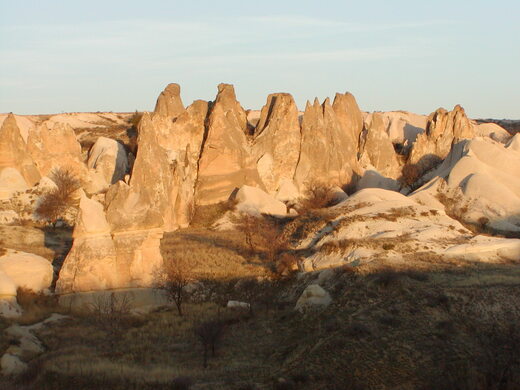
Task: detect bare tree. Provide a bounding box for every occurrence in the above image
[233,213,257,254]
[159,251,195,316]
[194,319,225,368]
[36,167,81,226]
[298,181,336,212]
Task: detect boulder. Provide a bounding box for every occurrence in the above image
[295,284,332,311]
[0,250,53,318]
[1,353,27,376]
[235,185,287,216]
[0,251,53,293]
[86,137,128,193]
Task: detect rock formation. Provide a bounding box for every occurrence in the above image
[0,250,54,317]
[252,93,301,194]
[86,137,129,193]
[294,95,363,190]
[26,120,85,179]
[359,112,401,179]
[196,83,263,204]
[153,83,185,119]
[408,105,474,173]
[0,114,40,189]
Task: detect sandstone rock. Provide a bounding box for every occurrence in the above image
[360,112,401,179]
[227,300,250,309]
[295,284,332,311]
[1,353,27,375]
[378,111,427,144]
[0,251,53,293]
[56,196,119,293]
[196,84,263,205]
[86,137,128,193]
[275,179,301,203]
[0,114,40,187]
[408,105,474,174]
[234,185,287,216]
[356,168,400,192]
[26,120,85,179]
[106,112,177,231]
[153,83,185,119]
[474,122,511,143]
[252,93,301,194]
[0,167,29,200]
[294,96,361,190]
[506,133,520,152]
[0,250,53,317]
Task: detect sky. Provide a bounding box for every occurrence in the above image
[1,0,519,118]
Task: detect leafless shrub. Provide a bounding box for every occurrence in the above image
[158,250,195,316]
[276,252,302,275]
[36,167,81,225]
[130,110,143,128]
[89,292,132,325]
[400,163,421,187]
[171,376,194,390]
[193,319,226,368]
[298,181,337,212]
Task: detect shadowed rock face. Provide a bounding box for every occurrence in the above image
[408,105,474,173]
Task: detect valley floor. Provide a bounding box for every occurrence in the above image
[1,226,520,389]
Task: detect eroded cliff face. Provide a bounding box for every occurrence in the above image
[408,105,474,173]
[196,83,263,205]
[4,82,490,295]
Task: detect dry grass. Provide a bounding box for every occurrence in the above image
[190,200,237,228]
[161,227,269,280]
[3,262,520,389]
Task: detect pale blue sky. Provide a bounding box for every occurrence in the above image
[1,0,519,118]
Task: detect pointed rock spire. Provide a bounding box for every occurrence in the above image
[154,83,185,119]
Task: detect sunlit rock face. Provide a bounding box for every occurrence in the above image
[408,105,474,173]
[196,83,263,205]
[359,112,401,180]
[26,120,85,180]
[252,93,301,195]
[153,82,185,119]
[294,94,363,191]
[0,114,40,190]
[56,196,119,293]
[85,137,129,194]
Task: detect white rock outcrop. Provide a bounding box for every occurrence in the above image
[86,137,129,193]
[0,250,54,318]
[235,185,287,217]
[295,284,332,311]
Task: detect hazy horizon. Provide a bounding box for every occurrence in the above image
[1,0,519,118]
